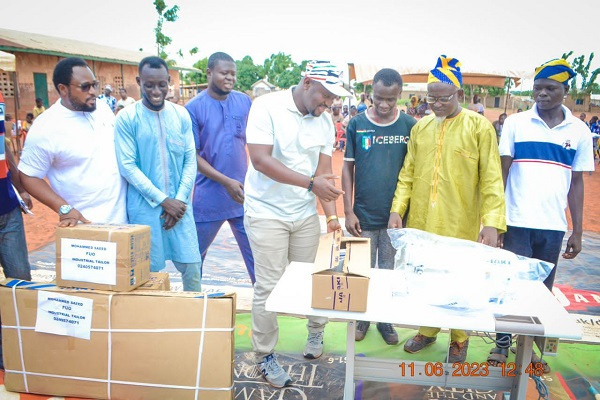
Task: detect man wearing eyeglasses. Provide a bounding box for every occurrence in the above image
[388,55,505,363]
[19,57,127,226]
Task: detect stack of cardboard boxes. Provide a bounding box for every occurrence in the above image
[0,224,235,400]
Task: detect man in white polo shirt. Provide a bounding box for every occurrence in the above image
[244,61,349,388]
[19,57,127,226]
[487,59,594,371]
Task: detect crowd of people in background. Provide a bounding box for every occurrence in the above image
[0,53,596,385]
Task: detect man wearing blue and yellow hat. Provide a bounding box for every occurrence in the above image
[488,59,594,370]
[388,55,506,363]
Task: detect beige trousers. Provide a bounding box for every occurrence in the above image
[244,214,327,358]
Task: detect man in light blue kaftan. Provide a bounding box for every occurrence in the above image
[114,56,202,291]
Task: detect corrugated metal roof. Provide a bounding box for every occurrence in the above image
[0,28,197,71]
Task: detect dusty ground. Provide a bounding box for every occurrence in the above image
[23,107,600,252]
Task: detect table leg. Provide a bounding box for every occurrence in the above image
[510,335,534,399]
[344,321,356,400]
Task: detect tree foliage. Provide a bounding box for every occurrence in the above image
[183,57,207,85]
[255,52,306,89]
[153,0,180,60]
[562,51,600,97]
[262,53,294,83]
[274,60,308,89]
[235,56,262,92]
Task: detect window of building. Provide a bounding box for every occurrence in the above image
[0,72,15,97]
[113,76,123,91]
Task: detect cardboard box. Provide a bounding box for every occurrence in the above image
[311,230,371,312]
[56,224,151,292]
[0,279,235,400]
[138,272,170,291]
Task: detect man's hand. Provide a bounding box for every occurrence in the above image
[311,174,343,202]
[327,219,341,233]
[162,213,179,230]
[497,233,504,248]
[225,178,245,204]
[59,208,91,227]
[478,226,498,247]
[160,198,187,229]
[563,232,582,259]
[19,192,33,210]
[161,198,187,219]
[388,212,403,229]
[345,211,362,236]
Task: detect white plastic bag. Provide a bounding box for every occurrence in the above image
[388,228,554,309]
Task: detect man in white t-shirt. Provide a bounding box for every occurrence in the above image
[244,61,348,388]
[19,57,127,225]
[487,59,594,371]
[116,88,136,114]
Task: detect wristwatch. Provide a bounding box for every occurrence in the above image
[59,205,73,215]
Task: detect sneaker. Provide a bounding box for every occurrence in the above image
[258,354,292,388]
[448,339,469,363]
[376,322,399,345]
[355,321,370,341]
[303,330,324,359]
[404,333,437,354]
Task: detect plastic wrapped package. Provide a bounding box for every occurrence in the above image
[388,228,554,309]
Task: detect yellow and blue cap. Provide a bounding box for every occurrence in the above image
[534,59,576,84]
[427,55,462,88]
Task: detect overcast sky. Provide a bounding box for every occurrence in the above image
[3,0,599,90]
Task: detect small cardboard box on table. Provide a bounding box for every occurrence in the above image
[311,229,371,312]
[0,279,235,400]
[55,224,151,292]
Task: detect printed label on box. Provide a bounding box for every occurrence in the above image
[35,291,93,340]
[61,238,117,285]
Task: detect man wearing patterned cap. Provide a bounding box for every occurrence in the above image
[388,55,506,363]
[244,60,349,387]
[487,59,594,370]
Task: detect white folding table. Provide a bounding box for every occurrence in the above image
[266,262,582,400]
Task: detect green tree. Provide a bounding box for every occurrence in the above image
[275,60,308,89]
[487,86,505,97]
[153,0,180,60]
[262,53,297,85]
[235,56,262,92]
[562,51,600,96]
[184,57,207,85]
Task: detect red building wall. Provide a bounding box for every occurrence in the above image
[3,51,181,120]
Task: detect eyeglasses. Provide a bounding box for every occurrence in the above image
[70,81,100,92]
[425,93,456,104]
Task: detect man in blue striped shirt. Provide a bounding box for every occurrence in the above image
[488,58,594,370]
